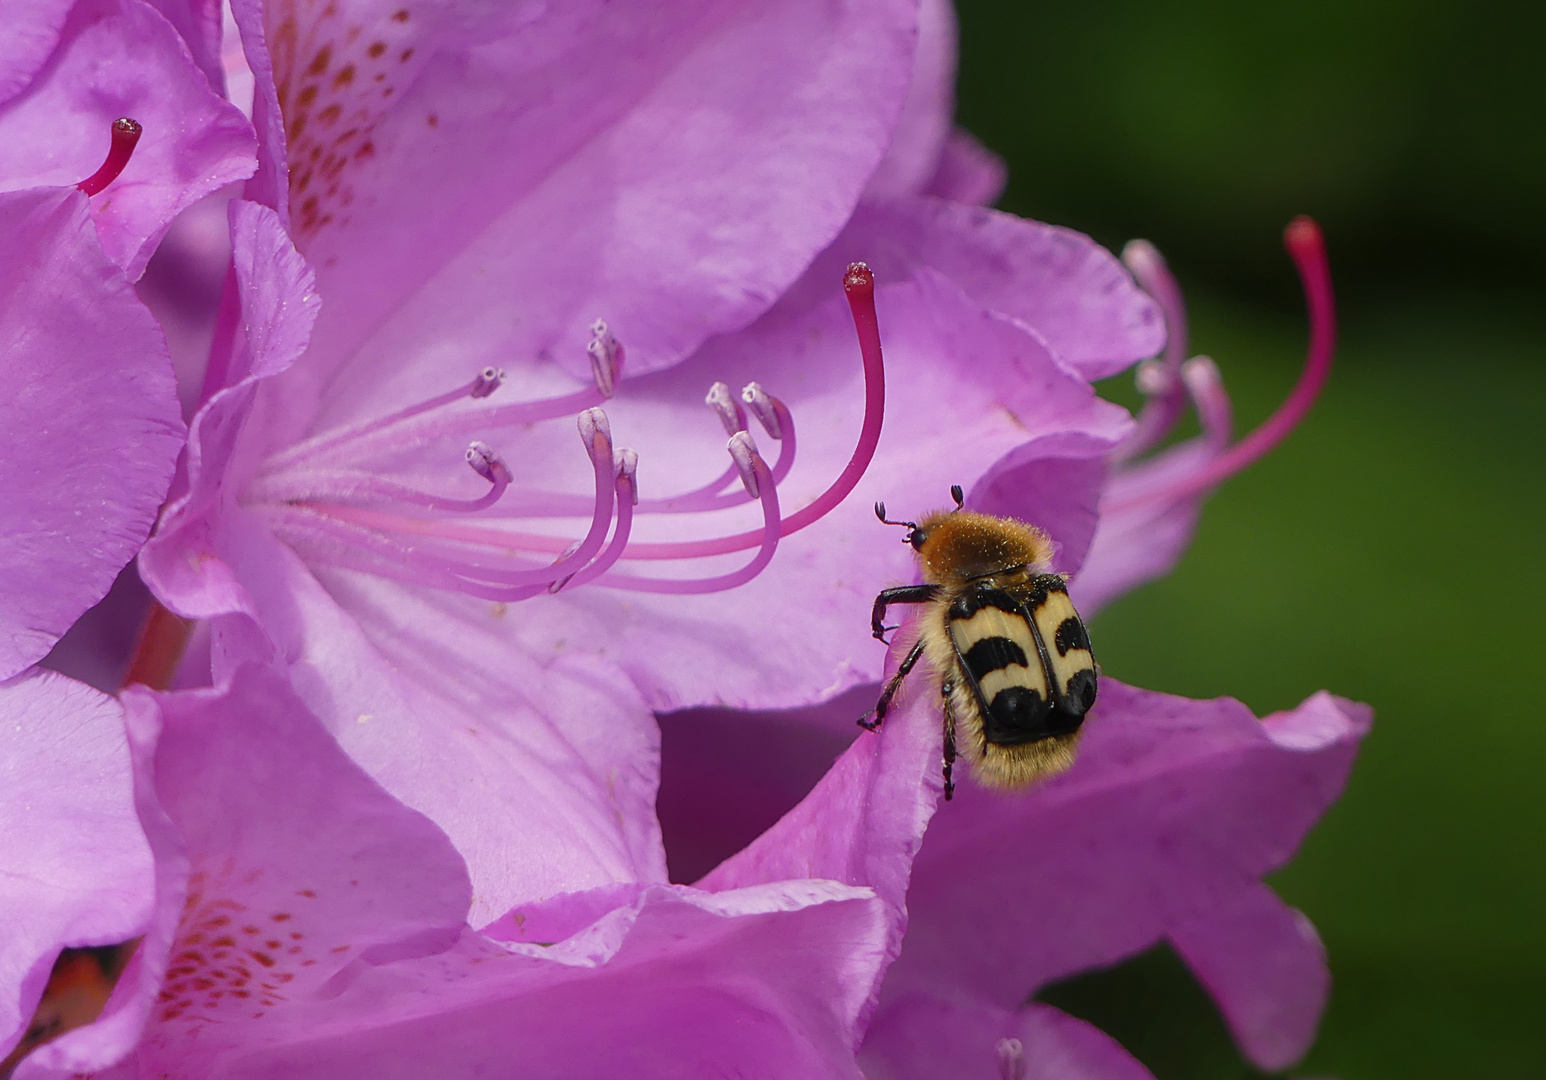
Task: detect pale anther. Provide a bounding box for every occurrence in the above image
[469,367,505,399]
[996,1037,1026,1080]
[727,431,761,498]
[464,441,510,484]
[704,381,746,436]
[587,319,623,398]
[740,382,783,440]
[1134,357,1174,397]
[578,407,612,462]
[614,447,640,505]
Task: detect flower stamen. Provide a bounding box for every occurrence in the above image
[1108,217,1336,512]
[256,264,888,602]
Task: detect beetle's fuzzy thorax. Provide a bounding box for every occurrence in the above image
[915,510,1054,587]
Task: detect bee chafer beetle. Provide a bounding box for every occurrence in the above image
[860,486,1098,800]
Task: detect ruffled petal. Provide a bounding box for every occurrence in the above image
[0,0,256,277]
[208,883,887,1080]
[0,188,183,678]
[1167,880,1329,1071]
[861,996,1156,1080]
[787,197,1165,379]
[878,681,1369,1036]
[140,198,320,620]
[18,661,888,1079]
[14,662,470,1079]
[0,670,151,1061]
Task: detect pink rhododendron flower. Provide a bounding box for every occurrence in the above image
[137,0,1164,929]
[4,1,1369,1076]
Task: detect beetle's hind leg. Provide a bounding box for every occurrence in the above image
[858,640,925,732]
[940,677,958,801]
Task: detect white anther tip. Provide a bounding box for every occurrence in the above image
[614,447,640,505]
[739,381,783,440]
[704,381,746,436]
[995,1038,1025,1080]
[727,431,762,499]
[1134,358,1174,397]
[586,319,622,398]
[464,440,511,484]
[1181,354,1222,388]
[1121,238,1163,276]
[578,407,612,460]
[470,366,506,399]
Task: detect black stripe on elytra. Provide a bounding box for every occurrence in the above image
[948,584,1023,621]
[962,636,1029,682]
[1054,617,1090,656]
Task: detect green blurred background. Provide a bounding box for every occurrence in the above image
[950,0,1545,1075]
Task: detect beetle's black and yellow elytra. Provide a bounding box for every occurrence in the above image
[860,486,1097,799]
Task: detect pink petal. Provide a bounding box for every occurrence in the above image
[0,670,151,1060]
[16,662,471,1078]
[921,127,1008,207]
[217,883,888,1080]
[879,681,1370,1028]
[0,0,68,103]
[864,0,957,199]
[1167,880,1329,1071]
[697,623,946,1027]
[791,197,1165,379]
[234,531,669,925]
[861,996,1156,1080]
[0,188,183,678]
[0,0,255,277]
[232,0,920,434]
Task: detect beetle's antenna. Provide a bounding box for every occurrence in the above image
[874,501,918,531]
[950,484,964,511]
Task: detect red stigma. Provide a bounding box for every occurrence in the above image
[843,261,875,296]
[76,117,142,197]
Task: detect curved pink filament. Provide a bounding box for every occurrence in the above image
[616,264,882,560]
[560,477,636,590]
[596,457,779,594]
[265,378,485,474]
[300,432,616,585]
[253,466,510,513]
[1114,239,1192,463]
[636,397,798,514]
[1107,217,1336,513]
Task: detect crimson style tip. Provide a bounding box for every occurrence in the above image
[1283,215,1323,258]
[76,117,143,196]
[843,262,874,295]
